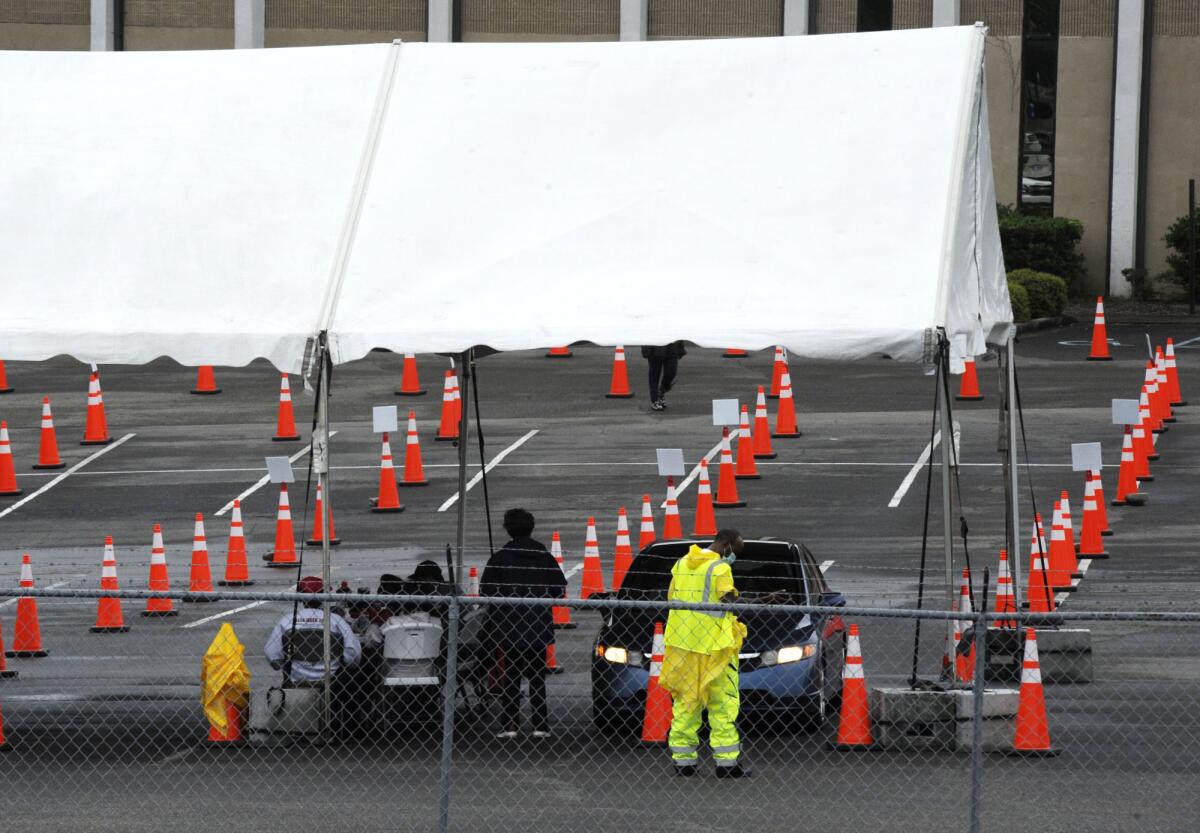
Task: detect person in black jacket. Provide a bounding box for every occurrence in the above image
[480,507,568,738]
[641,342,687,411]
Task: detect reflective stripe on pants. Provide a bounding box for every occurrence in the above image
[667,659,740,762]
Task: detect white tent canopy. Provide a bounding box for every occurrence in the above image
[0,25,1009,374]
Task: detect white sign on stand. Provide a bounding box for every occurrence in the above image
[1070,442,1102,473]
[372,405,399,434]
[656,448,686,477]
[265,456,295,484]
[1111,399,1140,425]
[711,399,740,426]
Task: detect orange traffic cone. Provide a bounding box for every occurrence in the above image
[722,348,748,359]
[207,700,245,744]
[768,346,787,399]
[605,346,634,398]
[580,517,605,599]
[81,372,112,445]
[713,428,745,508]
[142,524,177,617]
[612,508,634,590]
[1156,348,1175,423]
[92,536,130,632]
[465,566,480,597]
[1133,395,1154,474]
[1165,338,1185,405]
[734,405,760,480]
[641,622,672,744]
[956,359,984,401]
[0,421,22,497]
[188,513,216,598]
[450,370,462,426]
[218,500,254,586]
[546,346,573,359]
[953,569,975,683]
[395,353,426,396]
[1146,361,1167,433]
[1059,492,1081,577]
[662,478,683,539]
[272,374,300,441]
[832,624,873,749]
[1079,474,1107,559]
[638,495,656,551]
[0,621,15,677]
[306,482,340,546]
[7,554,47,657]
[1011,629,1058,755]
[1025,515,1056,614]
[191,365,221,395]
[772,371,801,438]
[994,549,1017,628]
[545,641,563,675]
[436,370,459,442]
[692,459,717,536]
[400,411,428,486]
[1112,428,1146,506]
[1090,469,1113,535]
[0,359,11,394]
[551,532,574,629]
[33,397,64,470]
[752,386,775,459]
[1087,297,1112,360]
[1046,500,1076,592]
[264,484,299,567]
[371,432,404,513]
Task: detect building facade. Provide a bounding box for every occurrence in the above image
[2,0,1196,296]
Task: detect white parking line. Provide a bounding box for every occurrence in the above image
[887,423,960,509]
[180,600,270,629]
[214,431,338,516]
[0,579,76,608]
[563,563,583,579]
[661,435,726,509]
[0,433,135,519]
[438,430,539,512]
[819,560,834,574]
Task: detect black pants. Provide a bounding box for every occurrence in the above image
[500,645,549,732]
[647,354,678,402]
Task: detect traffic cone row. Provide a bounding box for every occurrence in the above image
[6,554,47,658]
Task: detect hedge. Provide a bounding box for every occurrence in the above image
[1007,280,1031,322]
[1008,269,1067,319]
[998,204,1086,293]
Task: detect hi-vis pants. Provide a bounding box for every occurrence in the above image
[668,658,740,767]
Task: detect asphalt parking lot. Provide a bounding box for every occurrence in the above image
[2,322,1199,832]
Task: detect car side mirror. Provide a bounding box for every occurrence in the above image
[821,591,846,608]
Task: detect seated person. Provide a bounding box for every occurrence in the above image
[264,575,363,685]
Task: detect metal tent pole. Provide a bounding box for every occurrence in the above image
[1007,335,1022,610]
[938,354,956,665]
[454,350,471,589]
[313,343,333,738]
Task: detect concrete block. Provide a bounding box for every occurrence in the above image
[874,720,957,751]
[955,716,1016,752]
[1036,628,1092,653]
[869,687,956,724]
[1040,649,1094,683]
[248,686,325,737]
[950,688,1019,719]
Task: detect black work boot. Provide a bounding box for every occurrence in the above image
[674,763,697,777]
[714,762,750,779]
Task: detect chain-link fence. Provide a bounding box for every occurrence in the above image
[1,581,1198,833]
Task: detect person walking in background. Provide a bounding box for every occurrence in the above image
[641,342,687,411]
[481,508,568,738]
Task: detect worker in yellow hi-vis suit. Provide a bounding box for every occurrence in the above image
[658,529,749,778]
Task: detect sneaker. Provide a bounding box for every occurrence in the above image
[714,763,750,779]
[650,401,665,411]
[531,730,551,739]
[494,730,519,740]
[674,764,697,777]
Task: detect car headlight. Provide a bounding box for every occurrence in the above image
[600,646,628,665]
[770,644,817,666]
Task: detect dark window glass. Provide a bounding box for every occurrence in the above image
[857,0,893,32]
[1018,0,1061,216]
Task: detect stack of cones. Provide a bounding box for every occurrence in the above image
[640,622,672,744]
[188,514,216,598]
[831,624,872,749]
[264,484,298,567]
[306,482,339,546]
[191,366,221,395]
[1165,338,1185,405]
[6,554,47,658]
[638,496,656,551]
[395,354,426,396]
[993,549,1017,628]
[1078,473,1107,559]
[1025,515,1055,614]
[734,405,760,480]
[400,411,428,486]
[606,346,634,398]
[580,517,605,598]
[272,374,300,442]
[551,532,573,628]
[612,508,634,590]
[371,432,404,513]
[692,459,717,536]
[773,371,801,438]
[752,386,775,459]
[956,358,984,401]
[768,346,787,399]
[1133,392,1154,471]
[1155,349,1175,424]
[1046,499,1077,593]
[546,346,573,359]
[1087,297,1112,360]
[0,422,22,497]
[92,536,129,632]
[219,500,254,586]
[81,372,112,446]
[1145,363,1166,435]
[1010,629,1058,755]
[1112,427,1146,506]
[436,371,459,441]
[33,397,64,470]
[662,478,683,539]
[713,428,745,508]
[142,524,177,617]
[0,359,11,394]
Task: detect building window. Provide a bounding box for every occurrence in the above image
[857,0,893,32]
[1018,0,1061,217]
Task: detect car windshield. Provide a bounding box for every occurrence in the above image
[619,541,805,602]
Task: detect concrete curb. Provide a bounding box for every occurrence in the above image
[1015,315,1076,334]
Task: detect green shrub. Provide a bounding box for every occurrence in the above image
[1007,280,1031,322]
[1008,269,1068,319]
[1163,207,1199,290]
[998,204,1086,294]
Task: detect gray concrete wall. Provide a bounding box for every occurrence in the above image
[460,0,619,42]
[265,0,426,45]
[648,0,781,39]
[0,0,88,49]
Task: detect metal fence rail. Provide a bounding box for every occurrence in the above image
[1,588,1198,833]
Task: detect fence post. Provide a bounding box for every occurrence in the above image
[968,609,988,833]
[436,591,461,833]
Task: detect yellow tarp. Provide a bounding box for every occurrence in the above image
[200,622,250,731]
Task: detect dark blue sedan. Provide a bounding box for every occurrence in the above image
[591,538,846,730]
